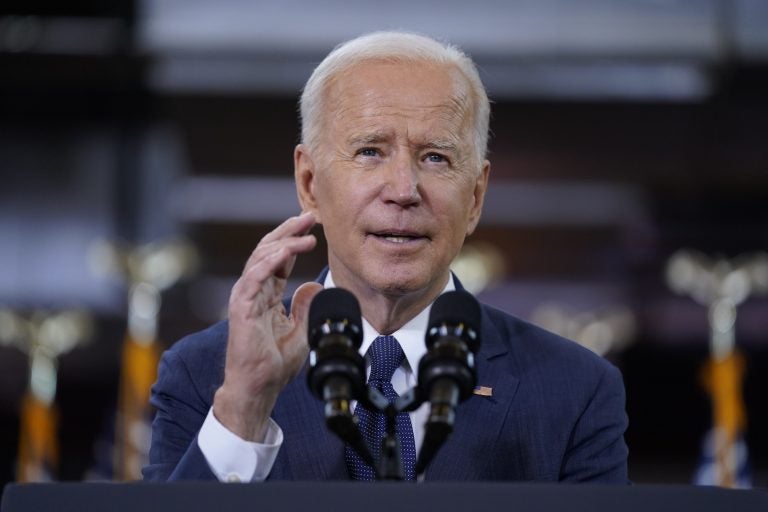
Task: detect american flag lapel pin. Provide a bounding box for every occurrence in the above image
[473,385,493,397]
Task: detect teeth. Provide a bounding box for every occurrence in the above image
[383,236,410,243]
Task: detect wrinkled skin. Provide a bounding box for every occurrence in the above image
[215,59,489,441]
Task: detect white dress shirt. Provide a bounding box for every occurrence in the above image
[197,272,455,482]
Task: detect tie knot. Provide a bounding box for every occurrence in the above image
[367,335,404,384]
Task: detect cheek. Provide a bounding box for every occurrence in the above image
[312,171,343,216]
[432,183,473,217]
[434,193,477,241]
[317,182,361,225]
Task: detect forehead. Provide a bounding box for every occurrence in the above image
[322,59,474,141]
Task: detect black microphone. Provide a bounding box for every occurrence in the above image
[416,289,481,474]
[306,287,374,467]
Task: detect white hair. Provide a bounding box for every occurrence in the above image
[299,31,491,165]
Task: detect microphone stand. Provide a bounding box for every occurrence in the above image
[379,403,403,480]
[356,386,424,480]
[343,370,466,480]
[311,289,480,481]
[323,376,376,470]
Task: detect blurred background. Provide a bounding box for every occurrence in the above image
[1,0,767,491]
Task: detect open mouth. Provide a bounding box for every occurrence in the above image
[370,231,427,244]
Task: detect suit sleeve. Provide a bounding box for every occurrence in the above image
[142,348,219,481]
[560,362,630,484]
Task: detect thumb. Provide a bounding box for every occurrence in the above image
[281,282,324,376]
[289,281,324,328]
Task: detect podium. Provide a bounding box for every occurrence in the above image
[3,482,768,512]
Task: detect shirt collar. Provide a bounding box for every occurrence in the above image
[323,271,456,377]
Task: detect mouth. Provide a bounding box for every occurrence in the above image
[369,230,428,244]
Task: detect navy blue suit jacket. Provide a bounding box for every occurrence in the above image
[143,278,629,483]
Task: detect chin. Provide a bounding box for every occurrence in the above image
[363,266,435,297]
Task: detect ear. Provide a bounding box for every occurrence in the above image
[466,160,490,236]
[294,144,322,223]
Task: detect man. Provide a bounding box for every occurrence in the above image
[143,31,629,483]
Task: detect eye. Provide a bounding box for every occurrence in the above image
[425,152,448,164]
[357,147,380,157]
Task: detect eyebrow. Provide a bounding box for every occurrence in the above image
[421,140,459,153]
[346,133,460,154]
[347,132,391,146]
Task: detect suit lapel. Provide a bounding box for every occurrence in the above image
[270,366,349,480]
[424,306,520,480]
[269,267,348,480]
[273,269,517,480]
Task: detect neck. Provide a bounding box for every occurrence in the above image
[329,270,450,334]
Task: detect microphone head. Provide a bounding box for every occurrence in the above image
[427,290,481,352]
[308,287,363,349]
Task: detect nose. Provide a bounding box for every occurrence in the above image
[380,151,421,207]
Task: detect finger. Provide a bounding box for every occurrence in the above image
[244,234,315,275]
[254,235,316,282]
[260,211,316,245]
[236,235,317,303]
[243,213,315,272]
[289,281,324,326]
[281,281,324,370]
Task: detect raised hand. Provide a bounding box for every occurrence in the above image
[213,212,323,441]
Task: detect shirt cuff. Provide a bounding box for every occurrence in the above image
[197,407,283,482]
